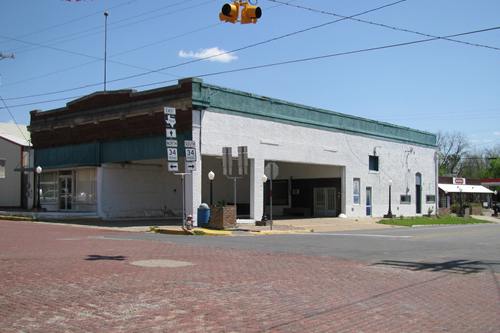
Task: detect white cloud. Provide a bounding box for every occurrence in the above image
[494,131,500,136]
[178,47,237,63]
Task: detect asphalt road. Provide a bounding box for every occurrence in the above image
[102,223,500,272]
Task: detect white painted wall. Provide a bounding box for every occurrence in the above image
[98,160,183,219]
[0,138,21,207]
[200,110,437,218]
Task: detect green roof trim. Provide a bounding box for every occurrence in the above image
[35,133,192,169]
[191,78,436,147]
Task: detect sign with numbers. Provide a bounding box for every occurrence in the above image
[167,148,178,161]
[185,148,196,162]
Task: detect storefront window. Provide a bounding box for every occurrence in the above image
[40,172,57,202]
[353,178,360,204]
[75,169,96,204]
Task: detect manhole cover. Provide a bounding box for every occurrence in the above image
[130,259,194,268]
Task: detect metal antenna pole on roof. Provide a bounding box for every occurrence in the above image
[104,11,109,91]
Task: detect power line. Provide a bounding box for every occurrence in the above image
[0,0,138,49]
[2,0,409,101]
[0,0,294,88]
[266,0,500,52]
[0,33,179,79]
[131,26,500,89]
[10,0,211,56]
[2,25,499,111]
[0,95,29,143]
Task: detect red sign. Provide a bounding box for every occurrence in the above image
[453,177,466,185]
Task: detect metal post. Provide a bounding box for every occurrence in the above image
[270,166,273,230]
[181,174,186,228]
[233,177,237,218]
[210,179,213,206]
[36,172,41,210]
[388,184,392,216]
[104,11,109,91]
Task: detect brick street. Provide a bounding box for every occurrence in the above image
[0,220,499,332]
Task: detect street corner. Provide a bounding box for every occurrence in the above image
[149,226,234,236]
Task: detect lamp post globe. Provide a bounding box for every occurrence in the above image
[208,171,215,206]
[36,166,42,174]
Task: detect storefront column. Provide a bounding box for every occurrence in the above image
[250,158,265,221]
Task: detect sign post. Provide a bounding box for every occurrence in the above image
[164,106,198,229]
[222,146,248,219]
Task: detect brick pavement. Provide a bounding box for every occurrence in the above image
[0,220,499,332]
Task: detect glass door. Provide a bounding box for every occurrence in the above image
[313,187,337,217]
[59,174,73,210]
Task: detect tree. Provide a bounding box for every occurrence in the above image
[437,131,469,176]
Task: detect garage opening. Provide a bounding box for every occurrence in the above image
[263,161,344,218]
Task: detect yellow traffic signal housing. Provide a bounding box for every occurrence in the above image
[240,4,262,24]
[219,3,239,23]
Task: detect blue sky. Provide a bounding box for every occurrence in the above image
[0,0,499,149]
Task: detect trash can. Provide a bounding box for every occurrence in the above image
[197,203,211,227]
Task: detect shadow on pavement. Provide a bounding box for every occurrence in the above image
[85,255,127,261]
[372,259,500,274]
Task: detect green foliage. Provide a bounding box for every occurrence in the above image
[378,216,488,227]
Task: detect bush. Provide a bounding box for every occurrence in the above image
[450,203,460,214]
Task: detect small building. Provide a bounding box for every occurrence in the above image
[438,176,494,214]
[29,78,438,222]
[481,178,500,203]
[0,123,33,209]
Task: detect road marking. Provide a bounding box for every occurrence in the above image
[130,259,194,268]
[307,233,412,239]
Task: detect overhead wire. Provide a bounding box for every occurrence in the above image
[0,95,29,143]
[2,25,499,111]
[2,0,410,101]
[266,0,500,52]
[0,0,138,48]
[10,0,211,55]
[0,0,295,88]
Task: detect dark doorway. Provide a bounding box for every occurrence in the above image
[416,173,422,214]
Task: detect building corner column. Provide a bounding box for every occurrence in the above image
[185,110,202,226]
[250,158,265,221]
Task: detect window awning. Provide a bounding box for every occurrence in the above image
[438,184,494,194]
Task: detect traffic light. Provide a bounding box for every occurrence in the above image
[219,1,262,24]
[219,3,239,23]
[240,3,262,24]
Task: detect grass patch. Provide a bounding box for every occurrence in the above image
[378,215,489,227]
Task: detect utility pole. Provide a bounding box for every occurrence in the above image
[103,11,109,91]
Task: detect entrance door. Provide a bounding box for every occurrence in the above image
[416,173,422,214]
[59,174,73,210]
[313,187,337,216]
[366,187,372,216]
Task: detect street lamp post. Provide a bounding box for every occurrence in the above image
[208,171,215,206]
[383,179,394,218]
[261,174,268,224]
[458,187,464,217]
[35,166,42,210]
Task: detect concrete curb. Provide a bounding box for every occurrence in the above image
[150,227,233,236]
